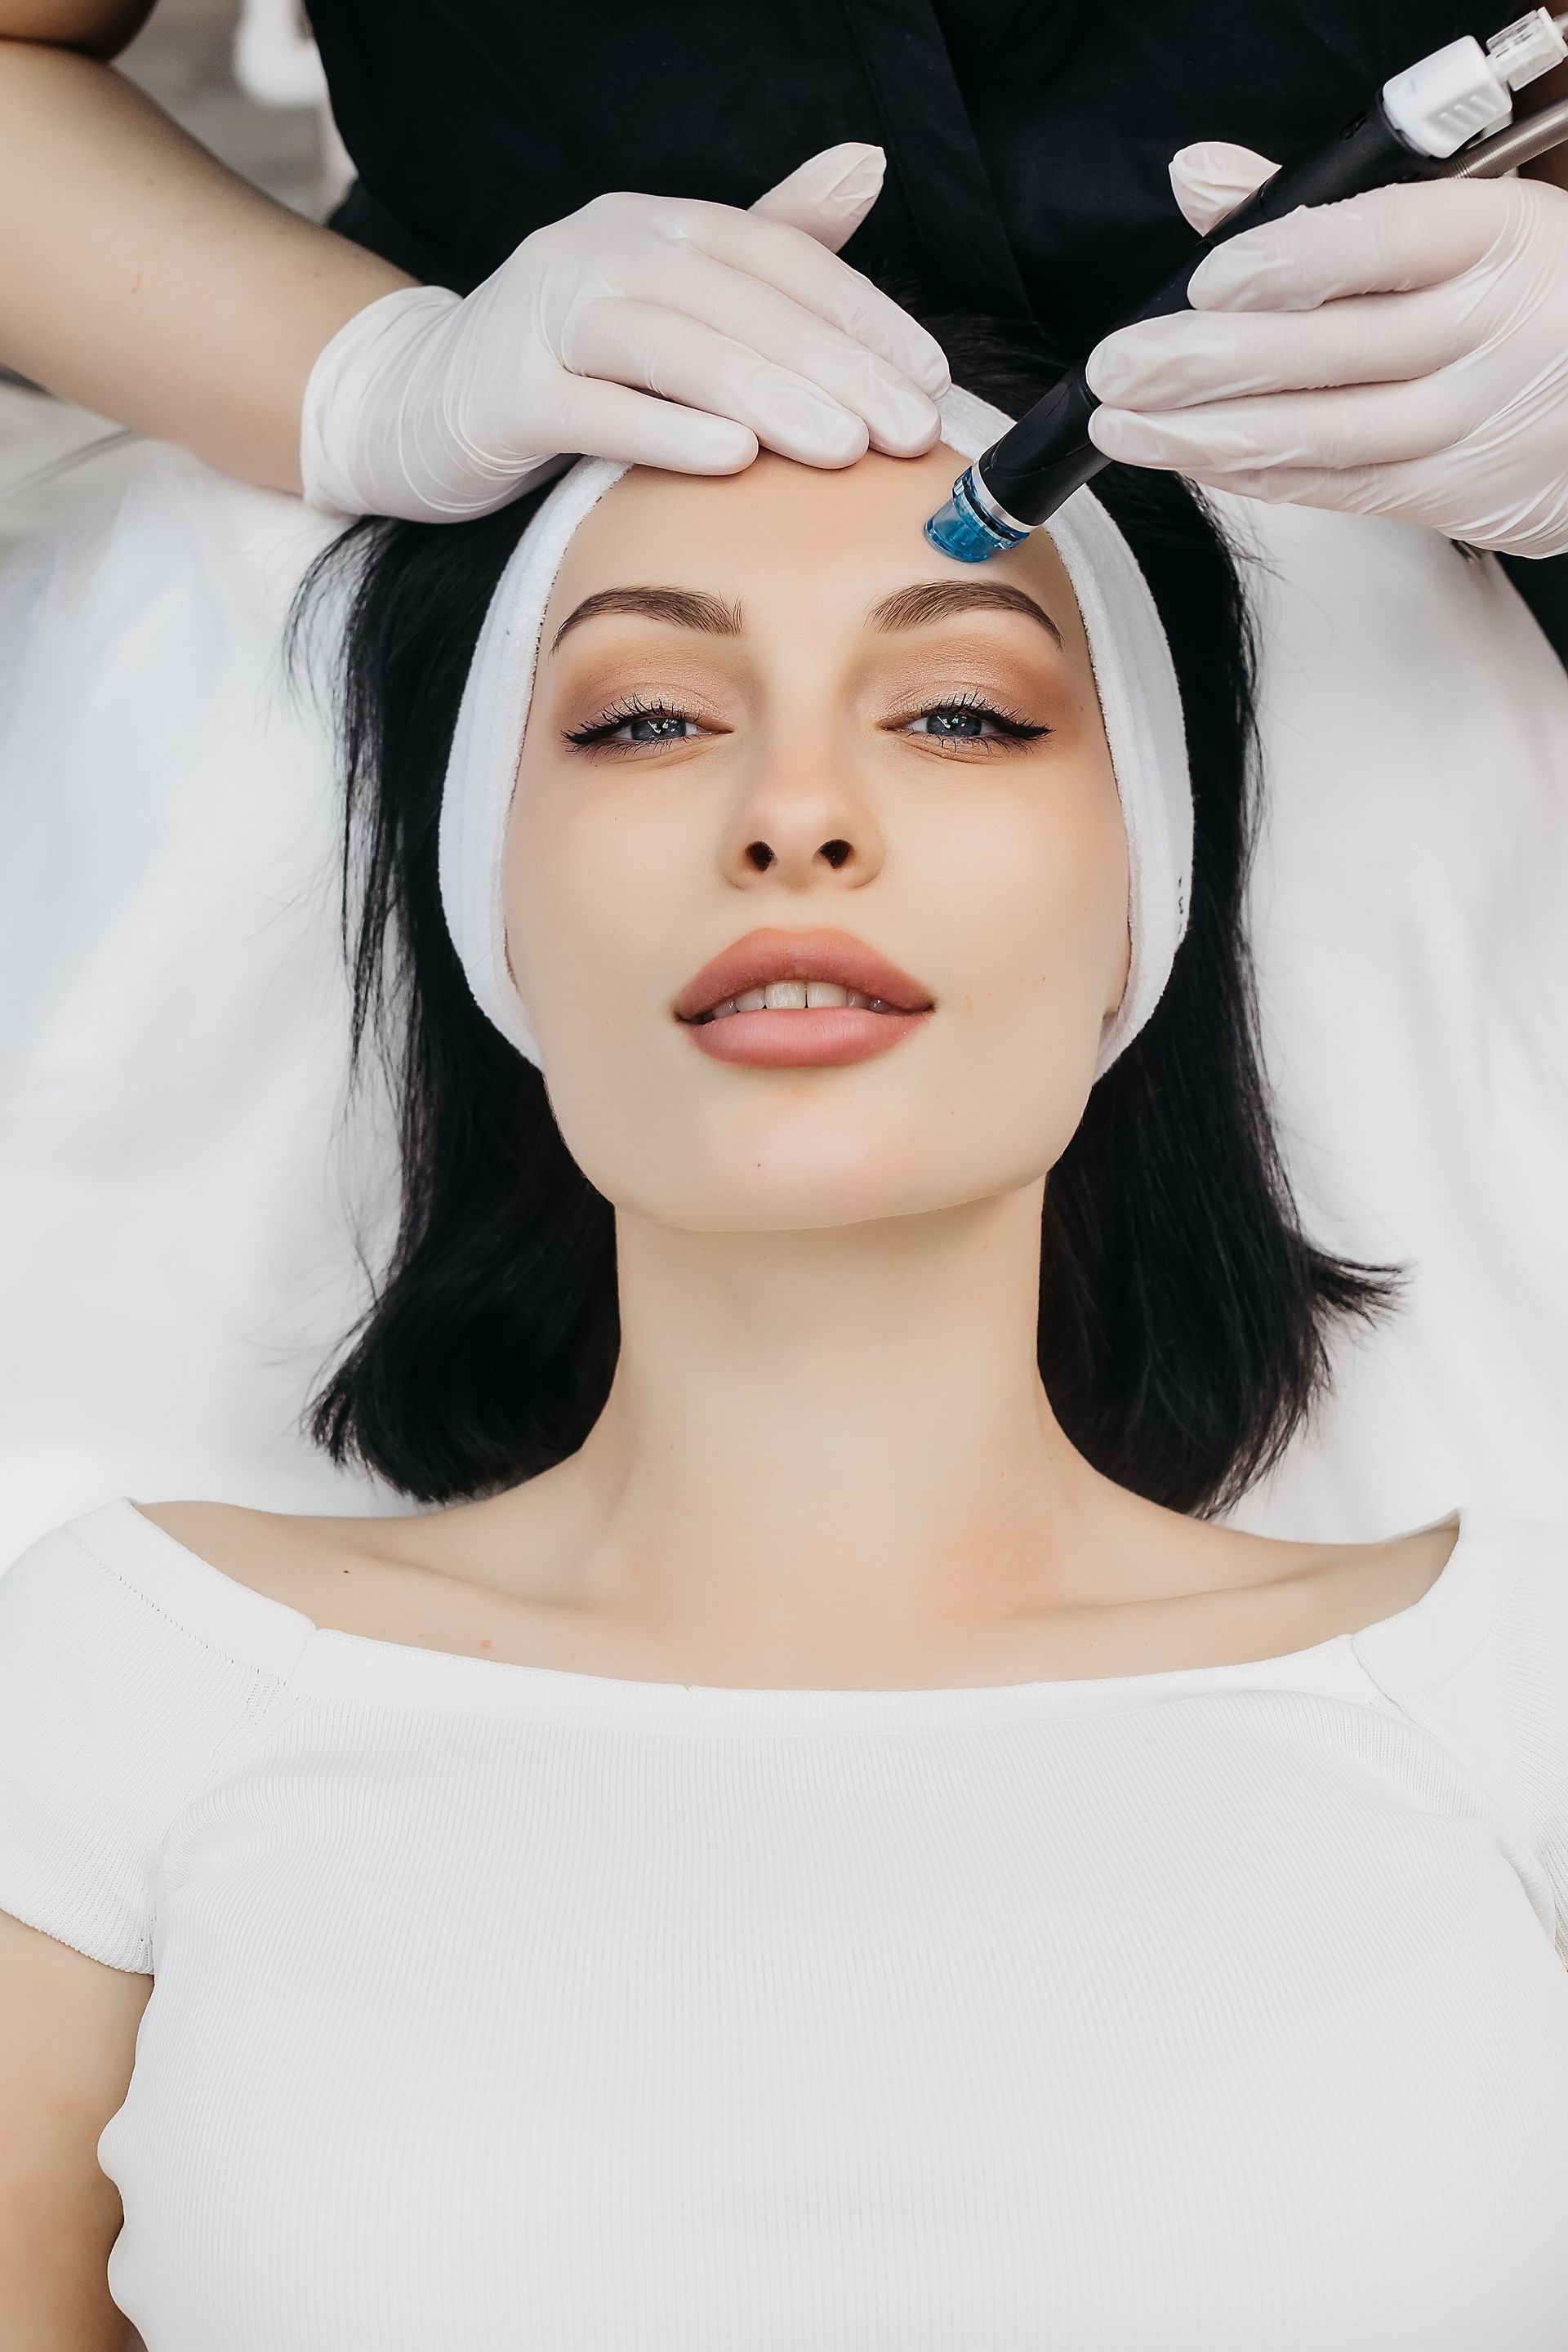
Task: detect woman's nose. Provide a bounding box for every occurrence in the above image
[719,754,886,888]
[742,833,853,873]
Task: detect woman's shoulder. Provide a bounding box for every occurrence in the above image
[133,1496,399,1633]
[0,1500,329,1974]
[129,1494,544,1657]
[1348,1505,1568,1699]
[1352,1509,1568,1927]
[9,1497,328,1675]
[24,1494,495,1656]
[0,1496,337,1740]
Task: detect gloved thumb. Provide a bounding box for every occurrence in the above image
[1168,140,1279,235]
[749,141,888,252]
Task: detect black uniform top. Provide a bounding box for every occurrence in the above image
[301,0,1566,646]
[306,0,1497,333]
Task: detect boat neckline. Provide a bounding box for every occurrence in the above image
[95,1497,1499,1730]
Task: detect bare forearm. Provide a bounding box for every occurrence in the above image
[0,38,413,492]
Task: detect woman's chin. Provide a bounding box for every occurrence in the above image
[623,1152,973,1238]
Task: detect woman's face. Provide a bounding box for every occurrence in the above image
[506,440,1129,1232]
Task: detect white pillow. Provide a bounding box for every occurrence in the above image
[1213,492,1568,1540]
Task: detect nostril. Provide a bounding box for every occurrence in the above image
[746,842,775,871]
[819,840,852,869]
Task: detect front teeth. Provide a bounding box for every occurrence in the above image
[705,981,886,1019]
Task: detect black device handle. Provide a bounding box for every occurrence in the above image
[982,105,1454,526]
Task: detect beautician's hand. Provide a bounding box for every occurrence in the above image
[300,143,951,521]
[1084,142,1568,558]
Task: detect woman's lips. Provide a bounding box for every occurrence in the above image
[675,926,933,1069]
[686,1003,931,1067]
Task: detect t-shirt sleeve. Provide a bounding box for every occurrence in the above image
[1388,1514,1568,1969]
[0,1513,306,1971]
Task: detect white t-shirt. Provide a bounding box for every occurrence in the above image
[2,1496,1567,2351]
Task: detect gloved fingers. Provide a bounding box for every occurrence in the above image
[1086,284,1472,413]
[1186,177,1510,313]
[1180,457,1391,511]
[748,142,887,255]
[669,196,951,395]
[1087,372,1471,476]
[1156,450,1444,520]
[544,370,761,474]
[558,298,879,466]
[1166,140,1278,236]
[1183,451,1567,552]
[599,241,942,455]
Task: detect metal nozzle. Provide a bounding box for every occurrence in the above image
[1446,87,1568,172]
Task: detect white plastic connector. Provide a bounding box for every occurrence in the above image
[1486,8,1568,90]
[1383,14,1568,159]
[1382,38,1512,158]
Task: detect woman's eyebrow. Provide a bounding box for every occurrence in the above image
[550,586,743,652]
[868,581,1062,646]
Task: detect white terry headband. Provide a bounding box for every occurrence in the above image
[439,385,1192,1080]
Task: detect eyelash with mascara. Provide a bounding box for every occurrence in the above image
[891,688,1051,750]
[564,693,688,750]
[564,689,1051,754]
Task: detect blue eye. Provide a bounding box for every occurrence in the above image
[621,711,690,743]
[900,697,1049,747]
[564,697,699,750]
[564,690,1051,755]
[910,707,988,738]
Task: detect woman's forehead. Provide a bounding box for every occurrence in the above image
[538,446,1084,652]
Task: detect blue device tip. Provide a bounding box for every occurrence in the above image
[923,467,1020,564]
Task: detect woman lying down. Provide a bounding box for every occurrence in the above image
[2,317,1566,2351]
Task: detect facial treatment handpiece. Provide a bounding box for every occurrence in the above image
[925,8,1568,560]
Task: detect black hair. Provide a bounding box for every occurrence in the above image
[286,310,1403,1519]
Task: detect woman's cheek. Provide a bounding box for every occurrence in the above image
[963,802,1128,1080]
[503,774,671,1065]
[924,758,1121,965]
[501,779,595,1046]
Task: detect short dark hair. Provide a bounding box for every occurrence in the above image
[286,310,1402,1518]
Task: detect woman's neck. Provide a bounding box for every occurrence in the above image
[516,1183,1148,1667]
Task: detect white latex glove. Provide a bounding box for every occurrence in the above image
[1084,140,1568,557]
[301,143,951,521]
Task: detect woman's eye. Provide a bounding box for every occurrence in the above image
[564,698,707,751]
[910,708,988,739]
[898,699,1049,750]
[616,710,696,744]
[564,693,1048,754]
